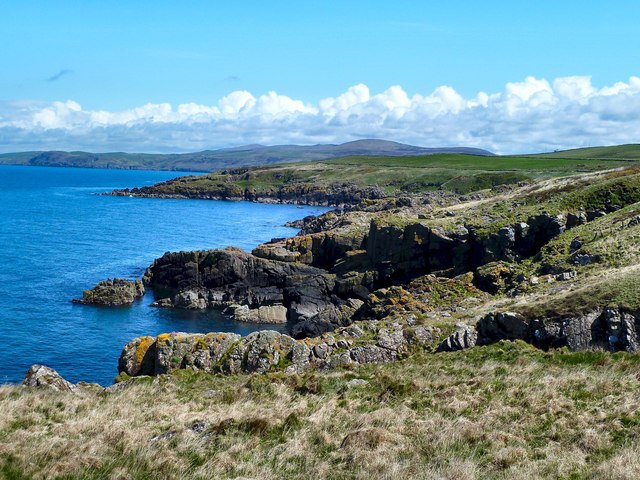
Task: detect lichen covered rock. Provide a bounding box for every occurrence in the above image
[73,278,144,306]
[118,319,440,380]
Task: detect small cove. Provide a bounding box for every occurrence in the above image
[0,165,328,385]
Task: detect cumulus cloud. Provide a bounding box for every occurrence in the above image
[1,75,640,154]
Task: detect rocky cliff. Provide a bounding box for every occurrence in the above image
[76,166,640,381]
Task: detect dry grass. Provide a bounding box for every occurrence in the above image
[3,342,640,479]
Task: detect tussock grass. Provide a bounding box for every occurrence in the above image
[3,342,640,479]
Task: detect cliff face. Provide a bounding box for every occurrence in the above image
[139,204,610,342]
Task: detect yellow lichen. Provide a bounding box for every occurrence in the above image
[135,336,155,365]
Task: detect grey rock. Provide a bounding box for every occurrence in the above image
[376,326,407,352]
[313,343,330,359]
[569,238,583,252]
[346,379,369,388]
[587,210,607,221]
[572,254,598,266]
[190,421,209,434]
[566,212,587,229]
[22,365,77,393]
[233,304,288,324]
[555,271,577,281]
[438,324,478,352]
[226,330,296,374]
[477,312,529,345]
[349,345,397,364]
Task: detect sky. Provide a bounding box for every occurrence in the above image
[0,0,639,154]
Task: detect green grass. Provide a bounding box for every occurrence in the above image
[527,144,640,160]
[328,152,636,172]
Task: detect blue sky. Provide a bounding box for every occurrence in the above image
[1,1,639,153]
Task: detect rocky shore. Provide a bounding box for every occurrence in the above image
[110,178,388,207]
[60,165,640,385]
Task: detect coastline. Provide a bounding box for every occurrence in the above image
[0,165,329,386]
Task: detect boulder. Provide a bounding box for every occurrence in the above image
[22,365,77,393]
[118,335,156,376]
[232,304,288,324]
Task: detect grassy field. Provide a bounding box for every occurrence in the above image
[139,149,640,197]
[6,144,640,196]
[3,342,640,479]
[527,144,640,161]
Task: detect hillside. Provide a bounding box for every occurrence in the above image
[4,343,640,479]
[526,143,640,160]
[0,140,493,172]
[111,151,639,202]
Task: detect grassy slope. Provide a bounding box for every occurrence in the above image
[397,165,640,320]
[140,152,639,197]
[3,342,640,479]
[526,144,640,160]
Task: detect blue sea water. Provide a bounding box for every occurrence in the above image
[0,165,328,385]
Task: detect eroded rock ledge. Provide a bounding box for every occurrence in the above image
[140,207,594,338]
[118,319,439,379]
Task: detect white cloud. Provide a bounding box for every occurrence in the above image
[1,75,640,154]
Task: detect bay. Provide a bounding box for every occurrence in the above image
[0,165,328,385]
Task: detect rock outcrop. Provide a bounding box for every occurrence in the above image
[73,278,144,306]
[22,365,78,393]
[143,247,366,333]
[444,307,640,353]
[437,324,478,352]
[118,321,440,379]
[112,181,387,207]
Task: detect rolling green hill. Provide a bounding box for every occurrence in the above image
[0,140,493,172]
[525,143,640,160]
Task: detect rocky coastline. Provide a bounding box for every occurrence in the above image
[34,165,640,388]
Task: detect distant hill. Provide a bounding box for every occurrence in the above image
[0,140,494,172]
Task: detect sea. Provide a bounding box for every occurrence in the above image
[0,165,329,385]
